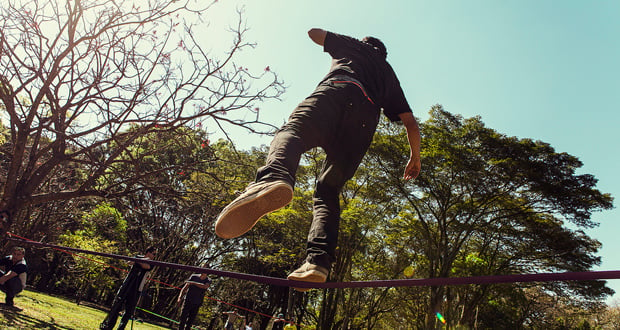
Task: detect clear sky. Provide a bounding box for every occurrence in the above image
[203,0,620,302]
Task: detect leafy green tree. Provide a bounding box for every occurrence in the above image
[365,105,613,328]
[200,144,302,327]
[57,201,126,304]
[0,0,284,233]
[592,300,620,329]
[10,125,272,326]
[215,105,612,329]
[90,126,253,318]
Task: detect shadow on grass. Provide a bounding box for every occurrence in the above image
[21,294,54,307]
[0,305,73,330]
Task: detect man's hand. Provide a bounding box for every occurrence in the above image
[398,112,421,180]
[308,28,327,46]
[403,157,421,181]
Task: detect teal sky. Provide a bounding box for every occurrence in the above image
[204,0,620,302]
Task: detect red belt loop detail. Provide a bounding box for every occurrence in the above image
[332,80,375,105]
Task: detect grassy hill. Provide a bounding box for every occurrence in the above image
[0,289,170,329]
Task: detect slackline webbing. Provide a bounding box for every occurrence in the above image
[7,233,620,290]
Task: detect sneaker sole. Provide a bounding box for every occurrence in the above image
[215,182,293,239]
[287,270,327,282]
[287,270,327,292]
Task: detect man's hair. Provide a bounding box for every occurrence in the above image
[13,247,25,255]
[145,246,156,254]
[363,36,387,59]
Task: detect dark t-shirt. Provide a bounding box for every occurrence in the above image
[184,273,211,304]
[322,31,413,122]
[0,255,27,288]
[0,256,27,275]
[118,255,151,297]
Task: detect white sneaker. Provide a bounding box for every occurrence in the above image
[287,262,329,292]
[215,181,293,239]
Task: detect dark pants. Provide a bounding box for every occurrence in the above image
[256,78,379,269]
[0,270,23,306]
[178,301,201,330]
[100,291,139,330]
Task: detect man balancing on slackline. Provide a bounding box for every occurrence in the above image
[214,28,421,291]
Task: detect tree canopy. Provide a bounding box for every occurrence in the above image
[0,0,284,231]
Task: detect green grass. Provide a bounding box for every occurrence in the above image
[0,289,169,329]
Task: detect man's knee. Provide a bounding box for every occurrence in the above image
[315,179,343,202]
[5,278,23,296]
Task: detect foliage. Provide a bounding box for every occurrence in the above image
[361,105,613,328]
[105,130,243,315]
[0,0,285,231]
[1,7,614,324]
[593,300,620,329]
[205,105,613,328]
[57,201,126,303]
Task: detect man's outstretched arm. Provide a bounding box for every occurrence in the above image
[398,112,421,180]
[0,270,17,285]
[308,28,327,46]
[177,282,189,305]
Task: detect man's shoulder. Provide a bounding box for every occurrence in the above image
[12,262,27,273]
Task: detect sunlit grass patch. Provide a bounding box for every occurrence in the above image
[0,289,168,330]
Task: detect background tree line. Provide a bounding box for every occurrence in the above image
[1,109,617,329]
[0,0,617,329]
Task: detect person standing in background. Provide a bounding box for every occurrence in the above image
[177,269,211,330]
[100,247,156,330]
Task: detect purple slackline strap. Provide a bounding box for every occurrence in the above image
[9,237,620,289]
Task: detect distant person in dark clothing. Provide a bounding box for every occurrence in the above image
[0,247,27,308]
[100,247,156,330]
[177,270,211,330]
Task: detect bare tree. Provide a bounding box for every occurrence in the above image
[0,0,284,230]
